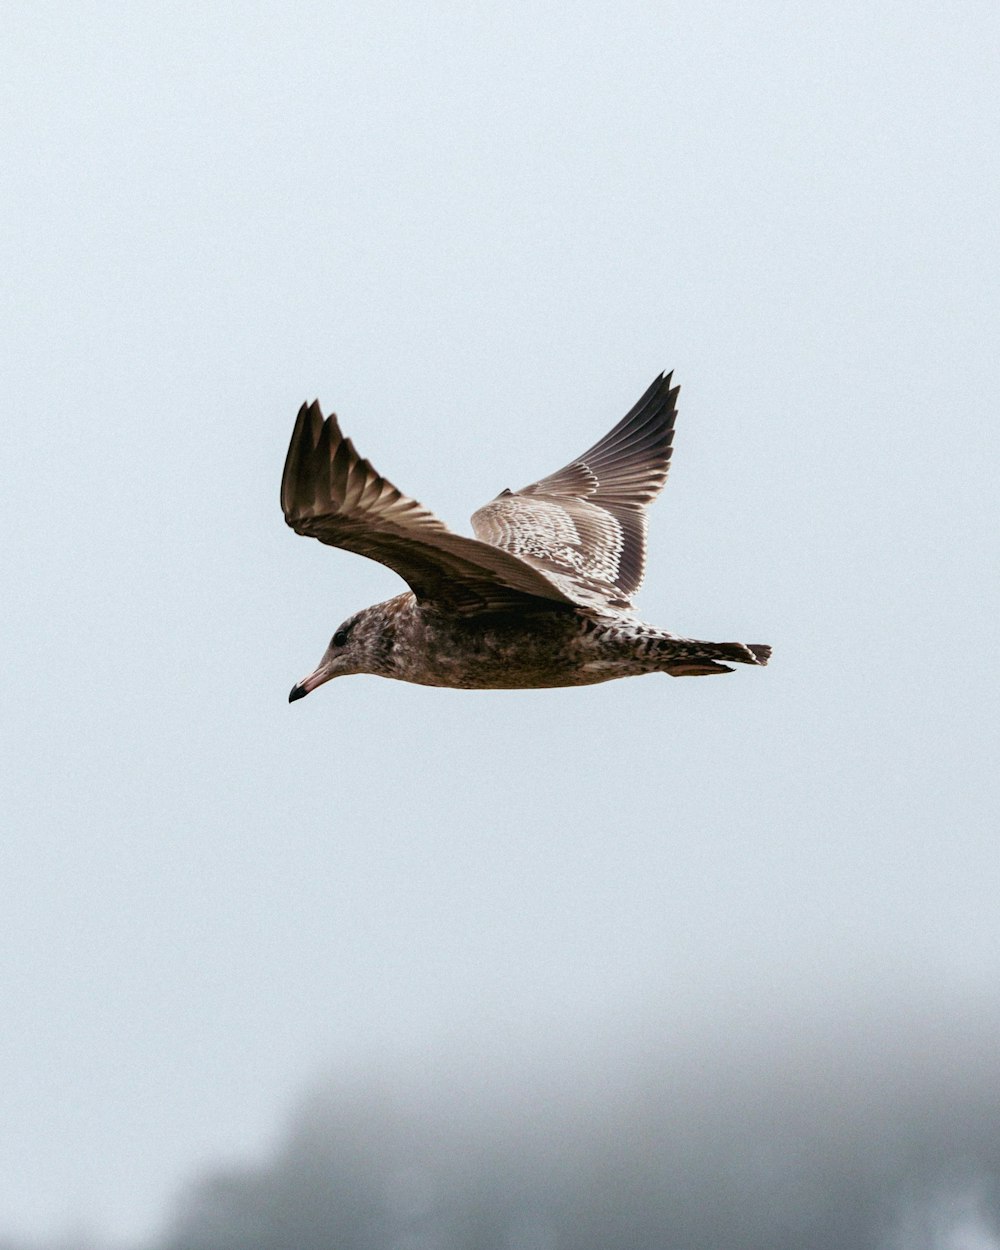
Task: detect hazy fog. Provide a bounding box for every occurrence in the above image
[155,990,1000,1250]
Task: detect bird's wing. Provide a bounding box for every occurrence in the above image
[281,401,584,617]
[470,373,679,610]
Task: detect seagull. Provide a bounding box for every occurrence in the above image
[282,373,770,700]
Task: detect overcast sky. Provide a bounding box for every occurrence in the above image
[3,1,999,1245]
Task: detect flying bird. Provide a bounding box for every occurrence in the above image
[282,373,770,699]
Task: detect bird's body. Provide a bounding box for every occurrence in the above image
[281,373,770,699]
[315,592,768,690]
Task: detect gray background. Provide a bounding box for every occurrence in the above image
[3,2,998,1246]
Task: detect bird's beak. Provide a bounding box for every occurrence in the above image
[288,665,335,703]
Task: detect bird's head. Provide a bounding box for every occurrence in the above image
[288,605,395,701]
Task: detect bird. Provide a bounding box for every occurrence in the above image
[281,373,770,700]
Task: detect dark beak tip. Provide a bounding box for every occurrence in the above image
[288,683,308,703]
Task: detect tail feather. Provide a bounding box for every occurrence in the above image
[704,641,771,667]
[657,637,771,677]
[665,660,735,677]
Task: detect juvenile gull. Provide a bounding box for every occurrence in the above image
[282,373,771,699]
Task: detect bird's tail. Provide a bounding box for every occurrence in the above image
[659,639,771,677]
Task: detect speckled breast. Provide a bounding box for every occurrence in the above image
[387,603,654,690]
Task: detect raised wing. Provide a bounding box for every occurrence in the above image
[471,373,679,610]
[281,401,584,617]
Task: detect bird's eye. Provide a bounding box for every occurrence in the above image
[332,629,349,648]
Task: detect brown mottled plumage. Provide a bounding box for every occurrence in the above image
[282,373,770,698]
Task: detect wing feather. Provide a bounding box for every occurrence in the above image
[471,373,679,607]
[281,401,583,617]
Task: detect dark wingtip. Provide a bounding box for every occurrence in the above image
[748,644,772,666]
[288,683,309,703]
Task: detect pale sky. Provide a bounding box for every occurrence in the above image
[3,2,999,1245]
